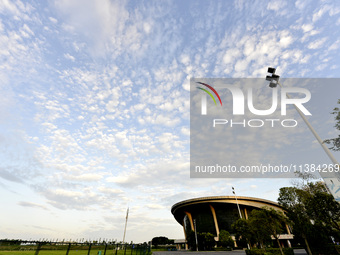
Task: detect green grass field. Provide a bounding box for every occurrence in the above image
[0,251,105,255]
[0,248,150,255]
[0,250,115,255]
[0,251,116,255]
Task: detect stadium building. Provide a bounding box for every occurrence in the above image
[171,196,293,249]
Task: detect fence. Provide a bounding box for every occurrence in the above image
[0,240,151,255]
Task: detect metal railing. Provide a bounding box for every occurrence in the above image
[0,239,151,255]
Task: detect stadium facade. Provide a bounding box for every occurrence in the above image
[171,196,293,249]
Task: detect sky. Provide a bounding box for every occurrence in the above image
[0,0,340,244]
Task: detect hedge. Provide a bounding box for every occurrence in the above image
[245,248,294,255]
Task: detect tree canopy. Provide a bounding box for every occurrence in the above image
[218,230,234,248]
[232,207,288,254]
[186,231,215,251]
[324,99,340,151]
[151,236,173,247]
[278,182,340,255]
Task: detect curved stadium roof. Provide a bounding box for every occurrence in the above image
[171,196,282,225]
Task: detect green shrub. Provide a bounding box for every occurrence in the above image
[218,230,234,249]
[198,232,215,250]
[310,244,339,255]
[245,247,294,255]
[214,247,232,251]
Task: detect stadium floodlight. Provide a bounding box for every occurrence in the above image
[271,74,280,81]
[265,67,339,197]
[266,75,273,81]
[232,187,242,219]
[267,67,276,73]
[266,68,280,88]
[233,187,251,250]
[269,81,277,88]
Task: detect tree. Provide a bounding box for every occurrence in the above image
[305,183,340,232]
[262,208,288,255]
[324,99,340,151]
[218,230,234,249]
[186,231,196,251]
[278,182,340,255]
[186,231,215,251]
[248,208,287,254]
[278,187,308,251]
[198,232,215,250]
[232,218,253,248]
[151,236,171,248]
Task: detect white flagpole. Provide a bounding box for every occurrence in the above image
[122,207,129,245]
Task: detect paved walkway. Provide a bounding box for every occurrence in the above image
[293,249,308,255]
[153,249,308,255]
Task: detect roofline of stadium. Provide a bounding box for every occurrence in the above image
[171,196,283,225]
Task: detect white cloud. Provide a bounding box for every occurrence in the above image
[223,48,241,65]
[49,17,58,24]
[267,0,287,13]
[180,54,190,65]
[18,201,48,210]
[279,31,293,48]
[64,53,75,61]
[295,0,307,10]
[0,0,21,16]
[134,104,145,111]
[181,127,190,136]
[154,114,180,127]
[97,186,123,195]
[308,37,327,49]
[329,40,340,50]
[301,24,313,33]
[312,5,332,22]
[146,204,164,210]
[143,22,152,34]
[66,173,103,182]
[54,0,152,58]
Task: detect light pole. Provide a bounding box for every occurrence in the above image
[265,67,339,166]
[266,67,340,199]
[122,207,129,247]
[232,187,242,219]
[232,187,250,250]
[194,219,198,251]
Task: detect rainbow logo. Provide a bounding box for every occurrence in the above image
[196,82,223,106]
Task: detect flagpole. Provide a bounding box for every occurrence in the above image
[122,207,129,245]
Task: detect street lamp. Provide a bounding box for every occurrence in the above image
[265,67,339,167]
[266,68,340,199]
[266,67,280,88]
[232,187,242,219]
[232,187,250,250]
[194,219,198,251]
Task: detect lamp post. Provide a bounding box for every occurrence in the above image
[122,207,129,247]
[265,67,339,166]
[232,187,250,250]
[232,187,242,219]
[266,67,340,199]
[194,219,198,251]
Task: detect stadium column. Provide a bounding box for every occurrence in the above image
[181,222,188,250]
[209,205,220,238]
[285,224,292,248]
[184,211,195,231]
[244,207,248,219]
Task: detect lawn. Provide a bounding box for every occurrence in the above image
[0,248,148,255]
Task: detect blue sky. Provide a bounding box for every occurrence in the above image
[0,0,340,243]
